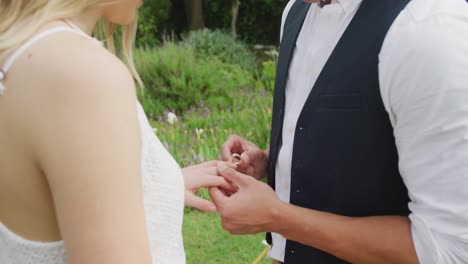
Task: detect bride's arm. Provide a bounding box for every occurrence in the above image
[29,34,152,264]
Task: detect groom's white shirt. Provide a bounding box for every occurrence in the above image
[272,0,468,262]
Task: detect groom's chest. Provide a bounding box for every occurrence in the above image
[282,6,353,127]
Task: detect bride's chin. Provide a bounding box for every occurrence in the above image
[109,11,138,26]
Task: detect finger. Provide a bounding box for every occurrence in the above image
[190,160,218,169]
[197,165,236,180]
[223,162,237,170]
[219,186,236,197]
[245,166,255,178]
[216,161,232,171]
[221,135,243,161]
[218,163,239,190]
[186,193,217,213]
[209,187,229,208]
[199,166,218,177]
[220,145,233,162]
[241,149,265,166]
[200,160,218,167]
[234,149,262,172]
[217,162,250,188]
[193,175,238,193]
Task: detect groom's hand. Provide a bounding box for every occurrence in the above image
[220,134,269,180]
[182,161,237,213]
[209,162,283,235]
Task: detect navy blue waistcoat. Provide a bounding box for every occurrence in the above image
[267,0,411,263]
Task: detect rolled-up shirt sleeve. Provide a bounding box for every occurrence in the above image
[379,1,468,263]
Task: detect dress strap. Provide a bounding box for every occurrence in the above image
[0,22,99,96]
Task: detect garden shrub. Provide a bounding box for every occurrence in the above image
[203,0,288,45]
[135,42,254,115]
[135,0,287,47]
[256,49,278,93]
[258,60,276,93]
[183,29,256,71]
[136,0,172,47]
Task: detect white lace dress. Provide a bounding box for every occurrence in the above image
[0,24,186,264]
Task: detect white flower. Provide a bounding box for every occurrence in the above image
[167,112,178,124]
[195,128,204,137]
[152,127,158,133]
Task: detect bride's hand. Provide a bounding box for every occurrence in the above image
[182,161,237,212]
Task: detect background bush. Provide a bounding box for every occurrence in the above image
[135,41,253,115]
[134,17,278,263]
[135,41,274,264]
[136,0,172,47]
[203,0,288,44]
[136,0,288,46]
[183,29,256,71]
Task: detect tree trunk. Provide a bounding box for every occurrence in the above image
[231,0,241,35]
[184,0,204,31]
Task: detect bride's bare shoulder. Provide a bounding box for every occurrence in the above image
[13,27,135,100]
[8,27,139,143]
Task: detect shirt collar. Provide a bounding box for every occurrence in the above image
[330,0,362,14]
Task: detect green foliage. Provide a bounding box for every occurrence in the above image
[203,0,289,44]
[136,0,172,47]
[135,0,288,47]
[183,29,257,71]
[149,77,273,263]
[136,39,274,264]
[256,49,278,93]
[135,42,254,115]
[147,85,272,167]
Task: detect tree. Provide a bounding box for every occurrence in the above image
[231,0,240,35]
[184,0,204,30]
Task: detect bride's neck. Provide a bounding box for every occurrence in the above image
[68,8,104,35]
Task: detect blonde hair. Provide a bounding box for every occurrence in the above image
[0,0,142,85]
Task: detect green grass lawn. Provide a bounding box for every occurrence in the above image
[183,209,270,264]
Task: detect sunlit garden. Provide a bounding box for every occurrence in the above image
[136,36,275,264]
[134,1,285,263]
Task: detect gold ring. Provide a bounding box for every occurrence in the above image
[231,153,242,165]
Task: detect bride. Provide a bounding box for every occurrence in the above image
[0,0,233,263]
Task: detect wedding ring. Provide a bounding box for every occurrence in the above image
[231,153,242,165]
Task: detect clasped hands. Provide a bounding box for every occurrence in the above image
[182,135,285,235]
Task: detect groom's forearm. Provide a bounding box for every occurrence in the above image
[270,202,418,264]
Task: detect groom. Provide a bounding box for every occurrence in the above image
[210,0,468,263]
